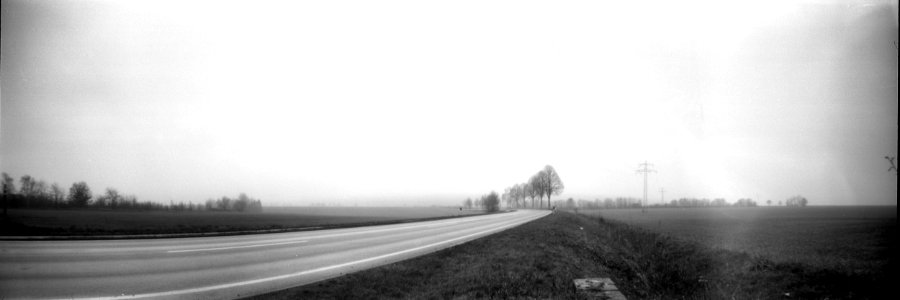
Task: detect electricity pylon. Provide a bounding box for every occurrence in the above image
[636,161,656,213]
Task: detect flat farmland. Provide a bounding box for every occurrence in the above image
[581,206,896,272]
[1,207,484,237]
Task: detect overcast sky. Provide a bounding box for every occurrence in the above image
[2,0,897,206]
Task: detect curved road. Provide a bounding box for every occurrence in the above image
[0,209,550,299]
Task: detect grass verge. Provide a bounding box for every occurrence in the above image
[248,211,896,299]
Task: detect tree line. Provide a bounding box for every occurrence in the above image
[784,195,809,207]
[665,197,757,207]
[549,196,810,209]
[497,165,564,210]
[1,172,262,213]
[463,191,501,213]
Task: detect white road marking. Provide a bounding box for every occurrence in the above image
[76,211,546,300]
[166,240,308,253]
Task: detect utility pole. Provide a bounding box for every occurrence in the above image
[636,161,656,213]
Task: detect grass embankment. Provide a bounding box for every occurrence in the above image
[250,211,896,299]
[0,207,484,237]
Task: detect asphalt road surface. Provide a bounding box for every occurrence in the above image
[0,209,550,299]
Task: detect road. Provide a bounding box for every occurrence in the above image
[0,209,550,299]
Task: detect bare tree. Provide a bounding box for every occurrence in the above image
[504,186,517,208]
[463,198,473,209]
[99,188,122,209]
[50,183,65,207]
[481,191,500,212]
[235,193,251,211]
[68,182,92,207]
[524,180,538,208]
[18,175,48,207]
[19,175,37,207]
[34,180,51,207]
[785,195,809,207]
[511,183,523,208]
[1,173,14,194]
[19,175,34,197]
[887,156,897,175]
[218,196,233,211]
[502,187,512,208]
[541,165,564,209]
[123,194,139,209]
[2,173,14,215]
[531,172,546,209]
[34,180,48,199]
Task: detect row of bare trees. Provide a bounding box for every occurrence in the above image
[204,193,263,212]
[500,165,564,209]
[1,172,263,213]
[1,173,119,210]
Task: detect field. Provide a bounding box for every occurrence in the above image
[0,207,483,237]
[250,210,896,299]
[579,206,896,272]
[5,206,894,298]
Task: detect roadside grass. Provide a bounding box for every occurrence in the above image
[249,210,612,300]
[250,211,895,299]
[0,207,484,237]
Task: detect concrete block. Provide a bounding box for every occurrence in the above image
[573,278,627,300]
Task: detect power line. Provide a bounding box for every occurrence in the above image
[636,161,656,213]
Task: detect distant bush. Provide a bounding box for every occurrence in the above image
[785,195,808,207]
[463,198,473,209]
[205,193,263,212]
[68,182,92,207]
[733,198,757,207]
[480,191,500,213]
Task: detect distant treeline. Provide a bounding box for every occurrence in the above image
[553,195,809,209]
[463,191,501,213]
[202,194,263,212]
[1,173,262,213]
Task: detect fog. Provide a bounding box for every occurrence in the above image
[1,0,897,206]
